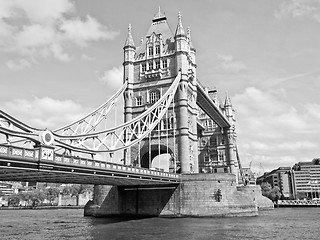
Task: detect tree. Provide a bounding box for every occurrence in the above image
[61,184,92,197]
[261,182,272,197]
[8,193,20,207]
[44,187,60,204]
[268,186,282,201]
[260,182,282,201]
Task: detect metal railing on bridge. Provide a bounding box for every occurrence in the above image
[0,144,179,180]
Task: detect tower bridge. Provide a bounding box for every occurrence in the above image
[0,9,268,217]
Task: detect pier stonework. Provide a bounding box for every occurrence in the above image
[84,174,258,217]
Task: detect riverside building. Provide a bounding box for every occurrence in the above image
[257,158,320,200]
[256,167,291,199]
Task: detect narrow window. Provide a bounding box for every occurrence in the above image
[148,61,153,70]
[148,46,153,56]
[150,91,160,104]
[155,45,160,55]
[136,96,142,106]
[155,61,160,69]
[141,64,146,72]
[219,152,224,161]
[162,59,168,68]
[169,116,174,129]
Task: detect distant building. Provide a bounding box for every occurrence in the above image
[290,158,320,199]
[0,181,20,196]
[257,159,320,200]
[256,167,292,199]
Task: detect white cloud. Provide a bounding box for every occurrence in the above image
[1,97,91,130]
[0,0,119,67]
[262,71,319,89]
[81,54,94,61]
[217,54,247,73]
[275,0,320,22]
[61,15,118,47]
[6,58,31,71]
[99,66,123,88]
[233,86,320,171]
[50,43,71,62]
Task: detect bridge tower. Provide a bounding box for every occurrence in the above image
[123,9,198,173]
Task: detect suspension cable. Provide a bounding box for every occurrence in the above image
[158,122,160,170]
[166,109,169,171]
[173,99,176,173]
[138,140,141,167]
[149,132,151,169]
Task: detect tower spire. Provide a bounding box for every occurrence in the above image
[187,27,195,50]
[153,6,166,22]
[224,91,232,107]
[175,11,186,36]
[124,24,135,47]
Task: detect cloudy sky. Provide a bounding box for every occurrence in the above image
[0,0,319,173]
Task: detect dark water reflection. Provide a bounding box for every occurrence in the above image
[0,208,319,240]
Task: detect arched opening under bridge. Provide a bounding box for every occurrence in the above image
[140,144,175,172]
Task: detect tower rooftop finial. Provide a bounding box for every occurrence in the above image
[153,6,167,22]
[188,26,195,50]
[224,91,232,107]
[124,23,135,47]
[175,11,186,36]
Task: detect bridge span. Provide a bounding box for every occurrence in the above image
[0,144,179,186]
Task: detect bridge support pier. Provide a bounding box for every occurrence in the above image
[84,174,258,218]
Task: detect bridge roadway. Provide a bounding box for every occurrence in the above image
[0,144,180,186]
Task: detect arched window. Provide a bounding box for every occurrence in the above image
[150,90,160,104]
[168,116,174,129]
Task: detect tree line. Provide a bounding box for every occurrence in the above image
[1,184,93,207]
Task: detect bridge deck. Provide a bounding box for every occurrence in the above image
[0,144,180,186]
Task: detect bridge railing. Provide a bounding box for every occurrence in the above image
[0,144,179,179]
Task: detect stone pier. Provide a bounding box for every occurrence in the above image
[84,173,258,218]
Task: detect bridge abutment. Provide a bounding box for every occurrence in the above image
[84,174,258,218]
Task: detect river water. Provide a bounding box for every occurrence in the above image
[0,208,318,240]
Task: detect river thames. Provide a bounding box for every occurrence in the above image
[0,207,319,240]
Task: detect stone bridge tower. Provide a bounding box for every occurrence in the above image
[123,9,198,174]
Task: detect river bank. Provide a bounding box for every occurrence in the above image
[0,205,84,210]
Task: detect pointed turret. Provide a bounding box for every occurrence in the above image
[224,92,235,124]
[224,92,232,108]
[187,27,195,50]
[175,12,188,68]
[123,24,136,66]
[175,12,186,37]
[124,24,135,47]
[187,27,196,66]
